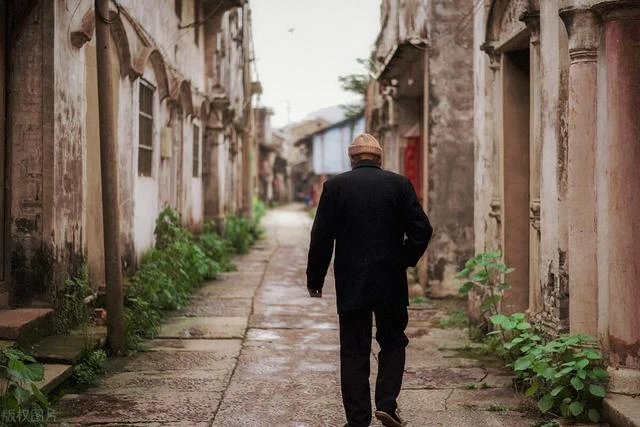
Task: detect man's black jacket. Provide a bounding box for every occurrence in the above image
[306,160,433,314]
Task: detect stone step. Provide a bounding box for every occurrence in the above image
[0,308,54,345]
[35,363,74,394]
[603,394,640,427]
[27,327,106,364]
[0,363,73,395]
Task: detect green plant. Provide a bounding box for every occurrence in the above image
[438,309,469,329]
[224,215,255,254]
[253,197,266,222]
[154,207,191,251]
[55,264,93,335]
[486,403,508,413]
[488,312,608,422]
[457,251,514,330]
[0,347,48,418]
[410,295,427,304]
[531,420,559,427]
[488,312,540,362]
[73,350,107,386]
[197,223,236,273]
[124,207,262,352]
[515,334,608,422]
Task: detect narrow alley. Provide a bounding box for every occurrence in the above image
[56,206,541,426]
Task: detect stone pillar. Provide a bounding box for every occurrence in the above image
[559,6,601,336]
[594,2,640,384]
[522,11,543,314]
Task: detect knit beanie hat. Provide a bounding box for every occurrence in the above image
[348,133,382,157]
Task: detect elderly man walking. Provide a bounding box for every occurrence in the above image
[306,133,433,427]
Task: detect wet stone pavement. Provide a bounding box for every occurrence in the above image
[55,205,542,426]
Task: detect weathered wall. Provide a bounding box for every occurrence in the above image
[424,0,475,297]
[474,0,640,392]
[4,0,254,304]
[8,2,56,304]
[367,0,475,297]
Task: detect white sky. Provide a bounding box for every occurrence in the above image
[250,0,381,128]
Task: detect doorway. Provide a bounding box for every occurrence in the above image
[501,49,530,314]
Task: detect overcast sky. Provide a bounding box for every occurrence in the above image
[250,0,381,128]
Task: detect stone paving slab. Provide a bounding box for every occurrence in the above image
[402,366,488,390]
[57,390,222,424]
[212,371,344,427]
[447,387,527,411]
[249,313,339,329]
[197,281,258,298]
[182,296,253,317]
[28,334,103,364]
[395,401,534,427]
[122,340,241,372]
[158,316,247,339]
[95,369,232,393]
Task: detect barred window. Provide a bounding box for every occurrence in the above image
[193,124,200,177]
[138,80,154,177]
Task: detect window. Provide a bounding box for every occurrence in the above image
[138,80,154,177]
[192,124,200,177]
[175,0,182,20]
[194,1,200,46]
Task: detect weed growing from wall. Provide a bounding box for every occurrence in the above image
[55,263,93,335]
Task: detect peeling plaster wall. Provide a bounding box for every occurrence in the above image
[119,0,205,93]
[424,0,475,297]
[5,0,251,303]
[533,0,570,331]
[8,2,56,303]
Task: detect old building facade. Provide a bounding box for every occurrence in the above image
[474,0,640,394]
[1,0,257,307]
[366,0,475,297]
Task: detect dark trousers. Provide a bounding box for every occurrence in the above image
[339,302,409,426]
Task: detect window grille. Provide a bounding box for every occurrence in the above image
[138,80,154,177]
[193,124,200,177]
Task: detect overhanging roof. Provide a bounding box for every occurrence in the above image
[376,38,429,82]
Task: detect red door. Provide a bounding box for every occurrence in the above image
[403,137,421,196]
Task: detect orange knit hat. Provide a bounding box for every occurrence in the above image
[348,133,382,157]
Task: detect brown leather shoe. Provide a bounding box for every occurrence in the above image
[374,410,404,427]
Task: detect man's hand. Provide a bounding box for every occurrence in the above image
[308,288,322,298]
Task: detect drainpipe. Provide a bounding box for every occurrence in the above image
[95,0,125,355]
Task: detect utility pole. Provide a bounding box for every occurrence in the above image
[95,0,125,355]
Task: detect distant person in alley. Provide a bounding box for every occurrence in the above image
[306,133,433,427]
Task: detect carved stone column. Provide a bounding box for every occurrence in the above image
[593,1,640,390]
[559,5,601,336]
[522,10,543,314]
[479,43,503,251]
